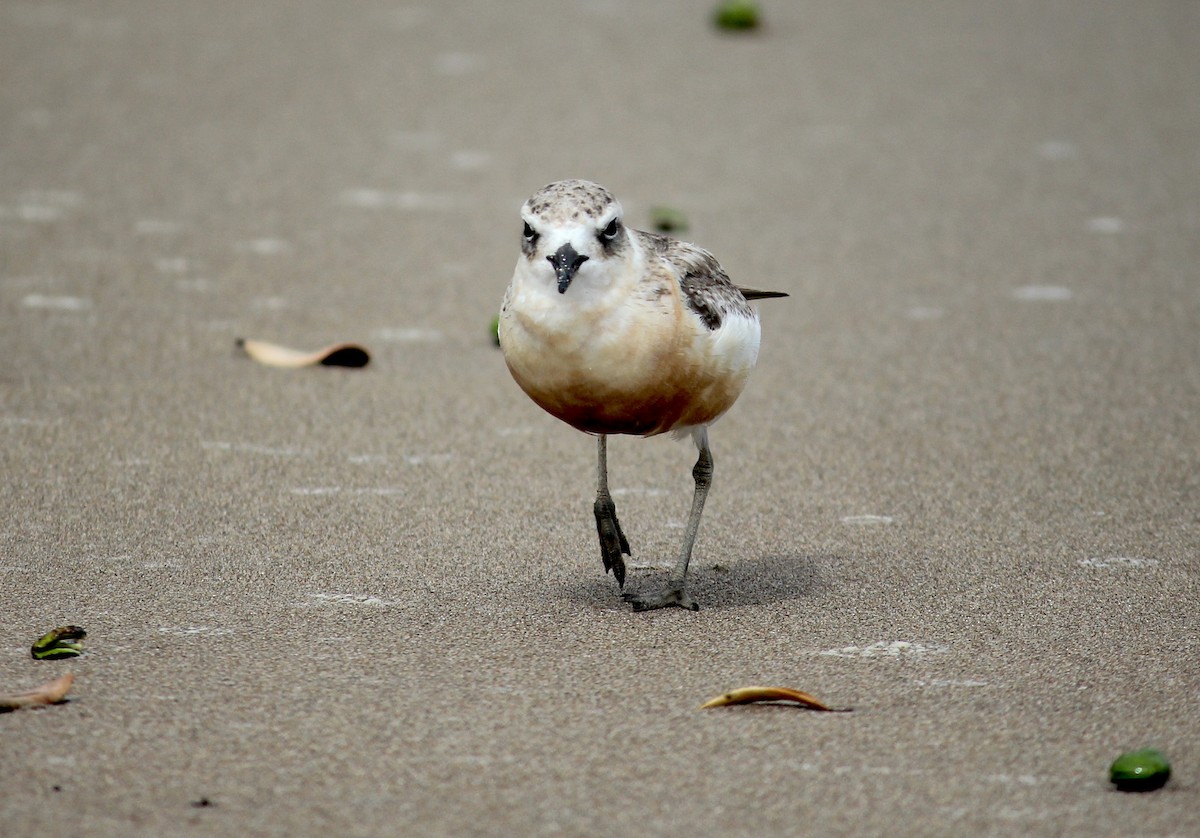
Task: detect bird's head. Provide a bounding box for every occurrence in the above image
[519,180,629,294]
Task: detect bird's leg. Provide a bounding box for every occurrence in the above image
[624,430,711,612]
[593,434,630,587]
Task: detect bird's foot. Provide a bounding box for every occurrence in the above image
[622,582,699,612]
[594,495,631,587]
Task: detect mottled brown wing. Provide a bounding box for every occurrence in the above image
[638,231,786,329]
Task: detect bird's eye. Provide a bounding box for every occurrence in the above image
[523,221,537,242]
[600,218,620,242]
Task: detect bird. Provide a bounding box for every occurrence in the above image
[498,180,787,611]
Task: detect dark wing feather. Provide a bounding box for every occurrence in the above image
[738,287,789,300]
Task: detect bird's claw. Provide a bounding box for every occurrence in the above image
[594,496,631,587]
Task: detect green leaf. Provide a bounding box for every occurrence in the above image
[1109,748,1171,792]
[714,1,761,31]
[31,625,86,660]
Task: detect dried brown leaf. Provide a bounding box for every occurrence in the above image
[700,685,850,712]
[0,672,75,712]
[236,338,370,368]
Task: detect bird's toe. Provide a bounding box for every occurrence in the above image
[594,496,631,586]
[622,584,699,612]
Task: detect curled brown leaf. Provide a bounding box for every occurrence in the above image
[700,685,851,712]
[236,338,370,368]
[0,672,75,712]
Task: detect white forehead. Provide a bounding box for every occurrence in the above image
[521,179,623,225]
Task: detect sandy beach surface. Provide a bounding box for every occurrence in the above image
[2,1,1198,835]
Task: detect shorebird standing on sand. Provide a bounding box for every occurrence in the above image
[498,180,787,611]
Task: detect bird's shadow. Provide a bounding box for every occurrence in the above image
[566,553,824,611]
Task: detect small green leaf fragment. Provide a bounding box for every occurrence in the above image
[714,1,761,31]
[31,625,86,660]
[1109,748,1171,792]
[648,206,689,234]
[489,315,501,347]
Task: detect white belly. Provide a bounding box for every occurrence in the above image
[499,259,761,436]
